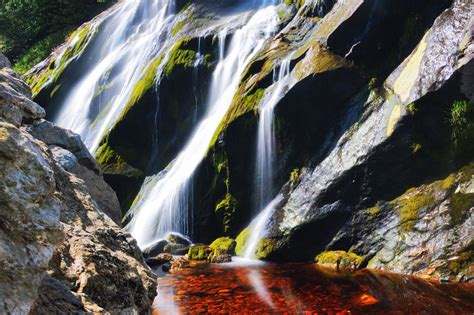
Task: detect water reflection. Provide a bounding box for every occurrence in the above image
[153,262,474,314]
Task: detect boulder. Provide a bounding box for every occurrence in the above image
[143,239,169,258]
[209,237,236,255]
[315,251,365,271]
[166,232,192,246]
[187,244,213,261]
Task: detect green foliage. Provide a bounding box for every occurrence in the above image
[215,193,238,233]
[450,100,473,147]
[0,0,116,61]
[13,28,73,74]
[290,168,303,185]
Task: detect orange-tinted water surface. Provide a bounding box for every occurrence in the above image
[153,260,474,314]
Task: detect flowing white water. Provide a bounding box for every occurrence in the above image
[244,56,293,258]
[127,2,280,249]
[54,0,177,153]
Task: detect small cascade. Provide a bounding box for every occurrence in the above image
[244,56,294,259]
[54,0,177,153]
[127,2,280,249]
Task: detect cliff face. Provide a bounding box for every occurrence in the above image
[0,54,156,313]
[23,0,474,281]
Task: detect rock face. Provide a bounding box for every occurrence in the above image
[23,0,474,282]
[0,55,156,313]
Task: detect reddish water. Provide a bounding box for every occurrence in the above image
[153,260,474,314]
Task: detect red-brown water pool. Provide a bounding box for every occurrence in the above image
[153,259,474,314]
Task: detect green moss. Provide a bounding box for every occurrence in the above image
[13,28,74,75]
[171,19,187,37]
[95,140,143,177]
[368,77,378,90]
[255,238,277,259]
[27,24,95,96]
[235,227,252,256]
[210,88,265,148]
[367,203,381,215]
[215,193,238,233]
[407,102,417,114]
[448,193,474,226]
[394,193,435,232]
[411,143,422,154]
[290,168,303,185]
[210,237,236,255]
[187,245,213,260]
[164,38,197,77]
[315,251,364,268]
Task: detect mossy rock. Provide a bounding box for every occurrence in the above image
[209,237,236,256]
[255,238,278,260]
[315,251,364,270]
[393,192,435,232]
[187,245,212,261]
[235,227,252,256]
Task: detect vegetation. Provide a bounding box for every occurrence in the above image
[0,0,116,62]
[187,245,213,260]
[450,100,473,147]
[235,227,252,256]
[393,192,434,232]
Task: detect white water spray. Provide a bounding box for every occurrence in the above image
[127,2,280,249]
[54,0,176,153]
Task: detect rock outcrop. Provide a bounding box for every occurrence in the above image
[0,54,156,313]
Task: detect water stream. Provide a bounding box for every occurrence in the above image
[244,56,293,258]
[127,1,280,249]
[54,0,176,153]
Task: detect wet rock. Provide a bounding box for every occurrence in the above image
[187,244,213,261]
[171,256,191,271]
[209,254,232,264]
[145,253,174,268]
[143,239,170,258]
[166,232,192,246]
[164,243,190,255]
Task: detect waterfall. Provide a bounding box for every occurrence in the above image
[54,0,177,153]
[244,56,293,259]
[127,2,280,249]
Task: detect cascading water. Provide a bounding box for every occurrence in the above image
[244,56,294,259]
[54,0,177,153]
[127,1,280,249]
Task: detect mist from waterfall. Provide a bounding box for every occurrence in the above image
[244,56,293,259]
[127,1,280,249]
[54,0,177,153]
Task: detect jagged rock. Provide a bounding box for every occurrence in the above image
[25,119,100,174]
[0,121,63,314]
[0,59,45,125]
[209,254,232,264]
[0,54,156,312]
[0,53,11,69]
[24,120,122,224]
